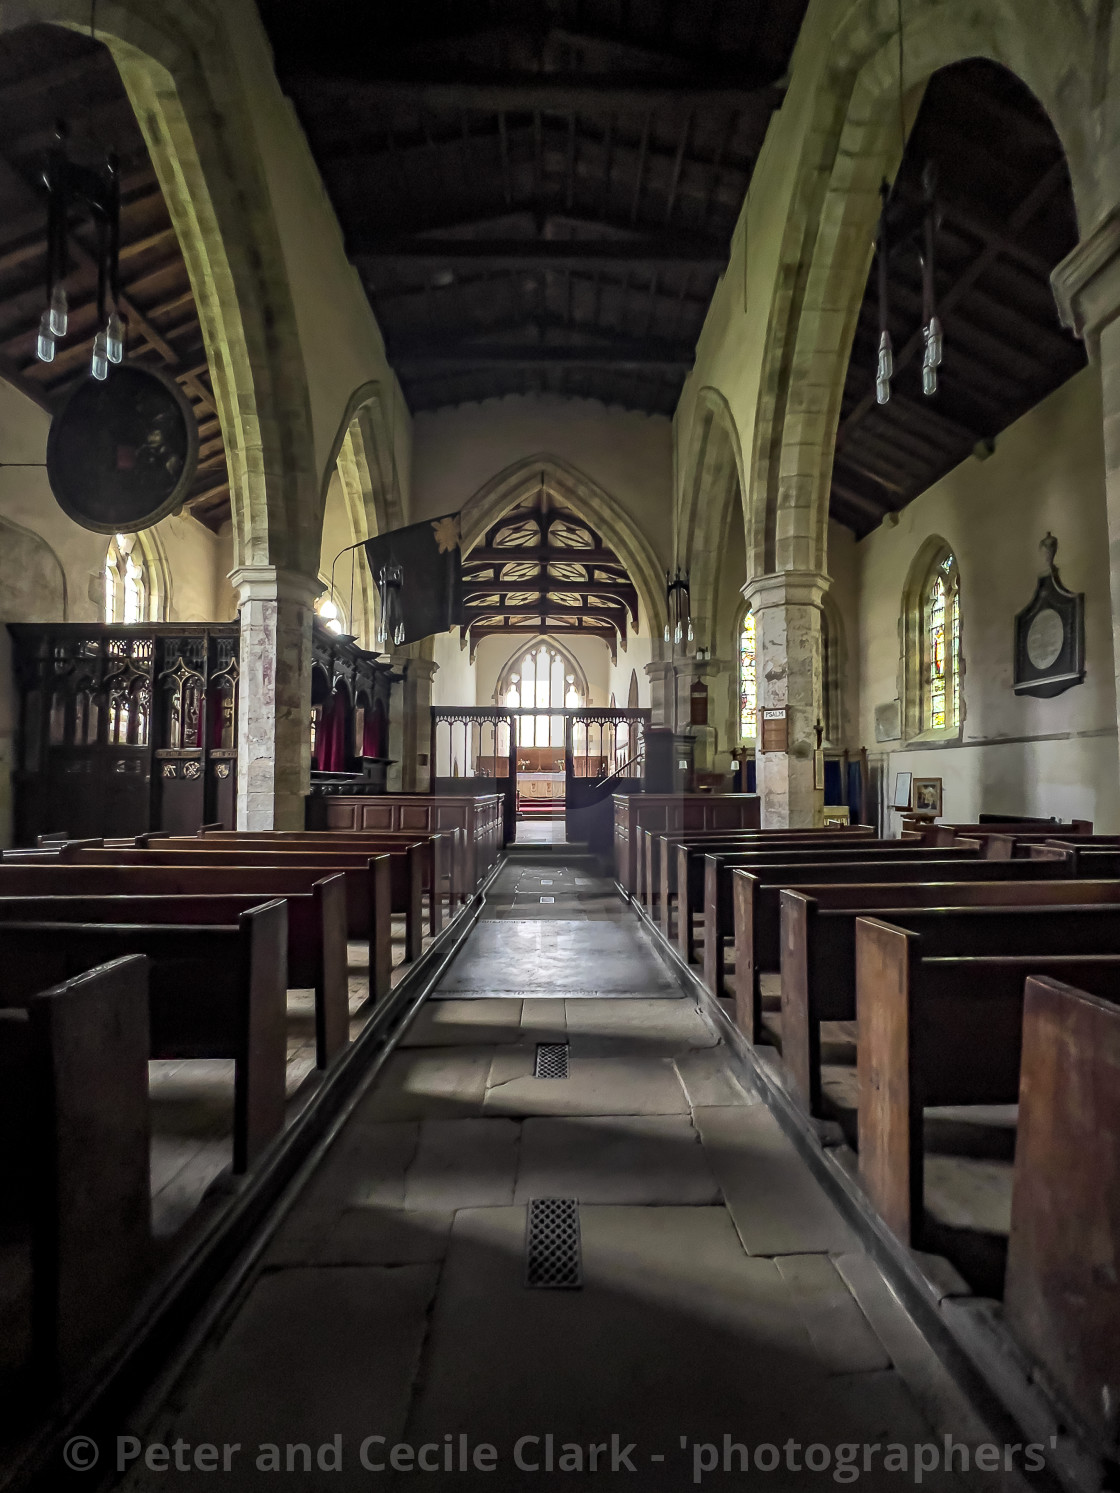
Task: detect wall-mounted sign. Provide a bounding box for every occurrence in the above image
[1013,534,1084,698]
[761,707,788,753]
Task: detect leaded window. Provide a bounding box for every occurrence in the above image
[924,551,960,731]
[739,611,757,741]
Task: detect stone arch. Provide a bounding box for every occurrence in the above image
[679,388,745,651]
[459,454,669,645]
[11,1,320,576]
[747,0,1094,579]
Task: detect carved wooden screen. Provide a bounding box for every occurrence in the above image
[9,623,239,844]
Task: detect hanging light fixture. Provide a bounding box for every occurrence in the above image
[666,568,691,653]
[872,0,944,406]
[37,123,125,380]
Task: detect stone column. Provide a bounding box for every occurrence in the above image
[742,570,827,828]
[644,659,675,728]
[230,565,320,831]
[1054,215,1120,767]
[672,655,733,774]
[400,657,438,791]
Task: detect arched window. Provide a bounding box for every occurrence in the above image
[903,540,962,740]
[924,550,961,732]
[315,589,347,636]
[738,609,757,742]
[104,534,150,624]
[498,640,586,747]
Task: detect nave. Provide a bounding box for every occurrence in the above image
[121,850,999,1492]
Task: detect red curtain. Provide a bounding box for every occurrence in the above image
[319,687,351,772]
[363,699,387,759]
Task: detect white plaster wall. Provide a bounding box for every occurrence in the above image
[824,519,861,749]
[431,631,476,709]
[854,368,1120,831]
[410,395,674,569]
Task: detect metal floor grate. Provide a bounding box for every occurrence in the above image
[525,1198,582,1289]
[534,1042,569,1079]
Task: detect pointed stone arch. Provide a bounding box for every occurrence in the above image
[459,454,668,645]
[679,388,745,651]
[745,0,1094,580]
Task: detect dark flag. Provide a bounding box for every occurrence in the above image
[363,512,464,647]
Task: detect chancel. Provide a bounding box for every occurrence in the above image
[0,1,1118,1488]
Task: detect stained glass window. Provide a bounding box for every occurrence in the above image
[924,551,960,731]
[739,611,757,740]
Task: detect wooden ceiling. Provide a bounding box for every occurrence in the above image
[831,59,1085,538]
[257,0,809,416]
[0,25,229,530]
[461,481,637,660]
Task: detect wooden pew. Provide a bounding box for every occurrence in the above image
[782,883,1120,1117]
[660,829,877,950]
[905,818,1093,845]
[0,884,349,1067]
[1004,976,1120,1448]
[702,844,982,998]
[855,916,1120,1244]
[732,857,1070,1042]
[61,842,424,960]
[1033,842,1120,878]
[166,827,469,915]
[0,955,150,1385]
[0,902,288,1173]
[0,862,392,1003]
[977,831,1120,861]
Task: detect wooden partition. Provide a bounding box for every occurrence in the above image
[613,793,761,894]
[310,793,503,891]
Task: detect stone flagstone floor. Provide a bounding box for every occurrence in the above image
[124,853,1022,1492]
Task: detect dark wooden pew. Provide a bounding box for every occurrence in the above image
[0,862,392,1002]
[0,902,288,1173]
[63,842,423,960]
[855,916,1120,1244]
[0,884,349,1067]
[702,844,983,997]
[0,955,150,1385]
[732,857,1070,1042]
[782,883,1120,1117]
[1032,842,1120,878]
[909,818,1093,845]
[1004,976,1120,1448]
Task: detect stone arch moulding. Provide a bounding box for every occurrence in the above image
[458,454,669,645]
[491,634,591,705]
[679,387,745,653]
[745,0,1092,582]
[12,0,320,577]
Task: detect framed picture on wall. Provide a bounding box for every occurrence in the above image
[912,776,943,817]
[891,771,912,811]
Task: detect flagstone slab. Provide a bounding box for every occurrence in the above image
[514,1114,721,1204]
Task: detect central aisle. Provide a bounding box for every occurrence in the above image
[130,852,992,1491]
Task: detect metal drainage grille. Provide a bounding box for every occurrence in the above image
[534,1042,569,1079]
[526,1198,582,1289]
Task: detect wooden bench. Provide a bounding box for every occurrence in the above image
[855,915,1120,1244]
[0,884,349,1067]
[701,844,983,998]
[168,827,468,914]
[0,862,393,1003]
[732,857,1070,1042]
[1004,975,1120,1449]
[0,955,150,1386]
[0,902,288,1173]
[782,883,1120,1117]
[61,842,425,959]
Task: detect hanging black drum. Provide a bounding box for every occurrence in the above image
[46,363,199,533]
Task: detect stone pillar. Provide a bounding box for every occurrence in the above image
[672,655,732,774]
[644,659,675,728]
[230,566,320,831]
[400,657,438,791]
[742,570,827,828]
[1054,215,1120,768]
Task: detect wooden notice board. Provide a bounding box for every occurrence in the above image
[761,707,788,753]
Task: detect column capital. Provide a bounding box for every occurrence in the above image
[229,565,322,609]
[672,654,730,681]
[1052,207,1120,346]
[742,569,830,612]
[405,658,439,685]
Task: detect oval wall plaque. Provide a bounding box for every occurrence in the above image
[46,363,199,534]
